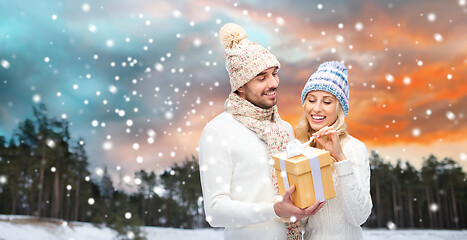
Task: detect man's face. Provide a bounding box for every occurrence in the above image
[237,67,279,109]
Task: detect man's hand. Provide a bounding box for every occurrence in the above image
[273,185,326,221]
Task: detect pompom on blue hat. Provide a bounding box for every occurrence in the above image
[300,61,350,116]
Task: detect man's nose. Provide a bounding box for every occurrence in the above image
[267,75,279,88]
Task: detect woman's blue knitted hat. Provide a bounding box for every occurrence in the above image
[300,61,349,116]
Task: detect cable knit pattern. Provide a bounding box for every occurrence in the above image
[302,135,372,240]
[199,112,295,240]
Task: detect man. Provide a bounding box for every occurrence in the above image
[198,23,323,240]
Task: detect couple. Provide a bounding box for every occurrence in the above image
[198,23,372,240]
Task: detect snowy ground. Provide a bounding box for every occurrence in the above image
[1,215,466,240]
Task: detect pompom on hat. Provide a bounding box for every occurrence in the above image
[300,61,350,116]
[219,23,280,92]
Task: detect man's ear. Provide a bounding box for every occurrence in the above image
[235,86,245,98]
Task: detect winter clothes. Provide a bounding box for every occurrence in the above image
[302,135,372,240]
[300,61,350,116]
[219,23,280,92]
[199,111,294,240]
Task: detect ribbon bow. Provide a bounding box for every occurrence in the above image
[286,137,314,158]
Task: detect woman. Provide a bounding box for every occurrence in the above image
[296,61,372,240]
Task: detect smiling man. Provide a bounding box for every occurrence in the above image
[237,66,279,109]
[198,23,322,240]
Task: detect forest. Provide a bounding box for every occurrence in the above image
[0,105,466,239]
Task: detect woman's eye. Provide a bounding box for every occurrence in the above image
[324,101,331,104]
[308,99,315,102]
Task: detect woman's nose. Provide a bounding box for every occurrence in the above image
[311,102,322,113]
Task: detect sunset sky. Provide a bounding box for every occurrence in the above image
[0,0,466,186]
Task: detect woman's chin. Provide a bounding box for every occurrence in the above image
[309,122,327,131]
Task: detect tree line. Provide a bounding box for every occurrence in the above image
[0,105,208,239]
[365,151,467,229]
[0,104,466,237]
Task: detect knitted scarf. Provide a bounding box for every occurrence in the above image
[225,92,302,240]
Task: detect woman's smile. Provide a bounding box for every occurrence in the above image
[311,114,326,123]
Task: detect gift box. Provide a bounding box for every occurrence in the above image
[272,146,335,209]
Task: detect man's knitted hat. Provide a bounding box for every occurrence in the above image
[300,61,350,116]
[219,23,280,92]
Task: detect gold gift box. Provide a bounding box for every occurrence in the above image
[272,147,336,209]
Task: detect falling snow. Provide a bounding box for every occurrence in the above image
[0,0,465,214]
[460,153,467,161]
[387,221,397,230]
[0,175,7,184]
[446,111,456,120]
[412,128,421,137]
[82,3,90,12]
[430,203,439,212]
[385,74,394,83]
[427,13,436,22]
[1,59,10,69]
[434,33,443,42]
[355,22,364,31]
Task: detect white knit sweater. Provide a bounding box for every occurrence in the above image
[198,112,294,240]
[302,134,372,240]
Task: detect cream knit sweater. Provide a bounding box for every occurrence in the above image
[302,134,372,240]
[198,112,294,240]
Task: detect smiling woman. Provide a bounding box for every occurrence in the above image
[295,61,372,240]
[302,91,346,136]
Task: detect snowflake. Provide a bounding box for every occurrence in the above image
[173,9,181,18]
[434,33,443,42]
[355,22,364,31]
[430,203,439,212]
[427,13,436,22]
[412,128,421,137]
[403,76,411,85]
[460,153,467,161]
[1,59,10,69]
[193,38,202,47]
[95,168,104,176]
[0,175,7,184]
[88,24,97,33]
[385,74,394,83]
[82,3,90,12]
[387,221,397,230]
[33,94,41,103]
[446,111,455,120]
[46,139,56,148]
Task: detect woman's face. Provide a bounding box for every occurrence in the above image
[304,90,338,131]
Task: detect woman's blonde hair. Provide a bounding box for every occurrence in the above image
[295,97,347,145]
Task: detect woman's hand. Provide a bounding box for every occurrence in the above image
[313,126,346,162]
